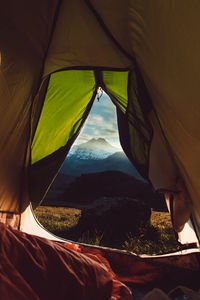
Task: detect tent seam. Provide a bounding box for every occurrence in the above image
[85,0,135,64]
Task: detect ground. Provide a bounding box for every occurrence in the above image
[34,206,181,255]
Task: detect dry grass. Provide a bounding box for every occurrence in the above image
[122,211,181,255]
[34,206,180,255]
[151,211,172,227]
[34,206,81,232]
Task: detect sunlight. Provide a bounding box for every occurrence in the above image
[165,194,199,246]
[178,220,199,246]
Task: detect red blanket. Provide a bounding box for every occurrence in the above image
[0,222,199,300]
[0,223,131,300]
[62,241,200,291]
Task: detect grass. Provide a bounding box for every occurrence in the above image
[77,229,104,245]
[122,211,181,255]
[122,225,180,255]
[34,206,181,255]
[34,206,81,233]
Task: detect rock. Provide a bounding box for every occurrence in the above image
[74,197,151,242]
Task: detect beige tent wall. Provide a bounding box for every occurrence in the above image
[2,0,200,236]
[43,0,132,77]
[0,1,59,214]
[85,0,133,57]
[129,1,200,225]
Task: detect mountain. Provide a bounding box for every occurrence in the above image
[67,138,120,160]
[60,138,144,180]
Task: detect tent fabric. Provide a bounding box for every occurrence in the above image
[116,69,153,179]
[1,0,200,244]
[85,0,132,58]
[31,69,129,165]
[1,1,200,296]
[0,0,60,213]
[43,0,132,77]
[30,67,153,207]
[31,70,96,164]
[102,70,129,114]
[30,69,128,206]
[129,1,200,225]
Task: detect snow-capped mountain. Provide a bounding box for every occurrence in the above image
[60,138,144,180]
[67,138,121,160]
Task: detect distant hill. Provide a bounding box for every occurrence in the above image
[62,170,167,211]
[50,173,76,191]
[44,139,166,208]
[43,173,76,205]
[100,151,142,176]
[61,138,144,180]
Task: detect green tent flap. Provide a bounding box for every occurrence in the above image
[30,69,135,206]
[102,70,129,113]
[31,70,96,164]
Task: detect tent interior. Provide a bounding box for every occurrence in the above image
[1,1,200,299]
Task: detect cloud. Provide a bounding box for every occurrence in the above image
[86,114,105,126]
[101,128,118,136]
[93,93,116,118]
[76,133,91,142]
[86,113,117,131]
[75,91,120,145]
[107,137,122,149]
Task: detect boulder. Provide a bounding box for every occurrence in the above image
[73,197,151,245]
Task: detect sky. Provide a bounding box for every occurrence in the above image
[75,92,122,149]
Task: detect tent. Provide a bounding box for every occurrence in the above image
[1,1,200,299]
